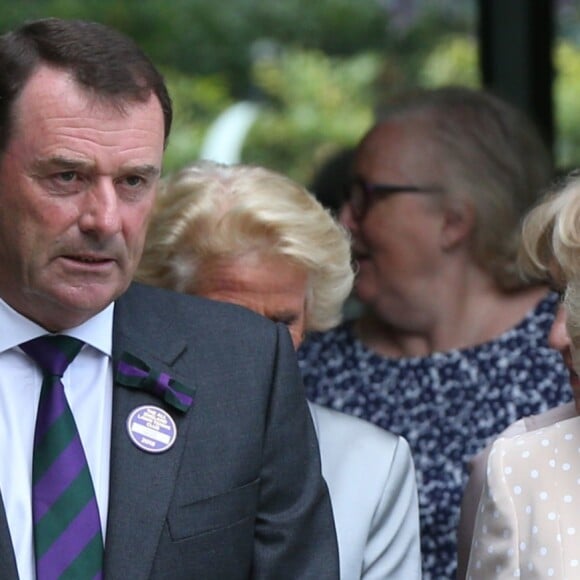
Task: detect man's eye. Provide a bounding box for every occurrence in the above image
[57,171,78,182]
[123,175,145,187]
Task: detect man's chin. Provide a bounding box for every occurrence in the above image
[27,282,127,330]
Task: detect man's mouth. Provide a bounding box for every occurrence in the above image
[63,254,114,265]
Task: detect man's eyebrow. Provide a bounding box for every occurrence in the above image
[127,164,161,178]
[31,157,160,177]
[31,156,95,172]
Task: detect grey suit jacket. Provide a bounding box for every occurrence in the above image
[0,283,339,580]
[456,401,577,580]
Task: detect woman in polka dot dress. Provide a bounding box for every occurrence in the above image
[467,173,580,578]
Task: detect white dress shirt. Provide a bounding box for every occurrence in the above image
[0,298,113,580]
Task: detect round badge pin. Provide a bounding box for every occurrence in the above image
[126,405,177,453]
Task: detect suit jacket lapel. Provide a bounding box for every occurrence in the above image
[104,295,194,579]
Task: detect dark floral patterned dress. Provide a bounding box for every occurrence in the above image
[298,293,571,580]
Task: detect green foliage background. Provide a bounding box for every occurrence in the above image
[2,1,580,184]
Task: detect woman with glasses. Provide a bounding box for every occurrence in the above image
[297,86,571,579]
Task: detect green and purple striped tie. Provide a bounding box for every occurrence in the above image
[20,335,104,580]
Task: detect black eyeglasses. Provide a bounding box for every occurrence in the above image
[347,176,445,221]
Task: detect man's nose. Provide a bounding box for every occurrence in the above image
[78,179,122,239]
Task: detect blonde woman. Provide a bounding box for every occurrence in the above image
[138,160,422,580]
[466,173,580,578]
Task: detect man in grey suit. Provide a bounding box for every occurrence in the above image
[0,17,338,579]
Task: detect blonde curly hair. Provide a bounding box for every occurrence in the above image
[519,171,580,343]
[137,160,354,332]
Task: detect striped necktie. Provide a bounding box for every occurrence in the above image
[20,335,104,580]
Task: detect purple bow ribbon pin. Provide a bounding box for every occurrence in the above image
[115,352,195,412]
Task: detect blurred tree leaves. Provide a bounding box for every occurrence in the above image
[555,40,580,170]
[0,0,391,97]
[24,1,580,185]
[419,35,479,87]
[242,50,380,183]
[0,0,479,183]
[162,70,232,172]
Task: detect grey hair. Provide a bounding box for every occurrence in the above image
[374,86,553,291]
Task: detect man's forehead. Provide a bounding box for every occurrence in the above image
[9,66,165,157]
[14,65,162,125]
[15,66,78,109]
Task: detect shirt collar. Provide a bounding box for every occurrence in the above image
[0,298,114,357]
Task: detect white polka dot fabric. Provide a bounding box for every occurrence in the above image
[466,415,580,579]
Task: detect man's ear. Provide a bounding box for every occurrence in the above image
[440,200,475,251]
